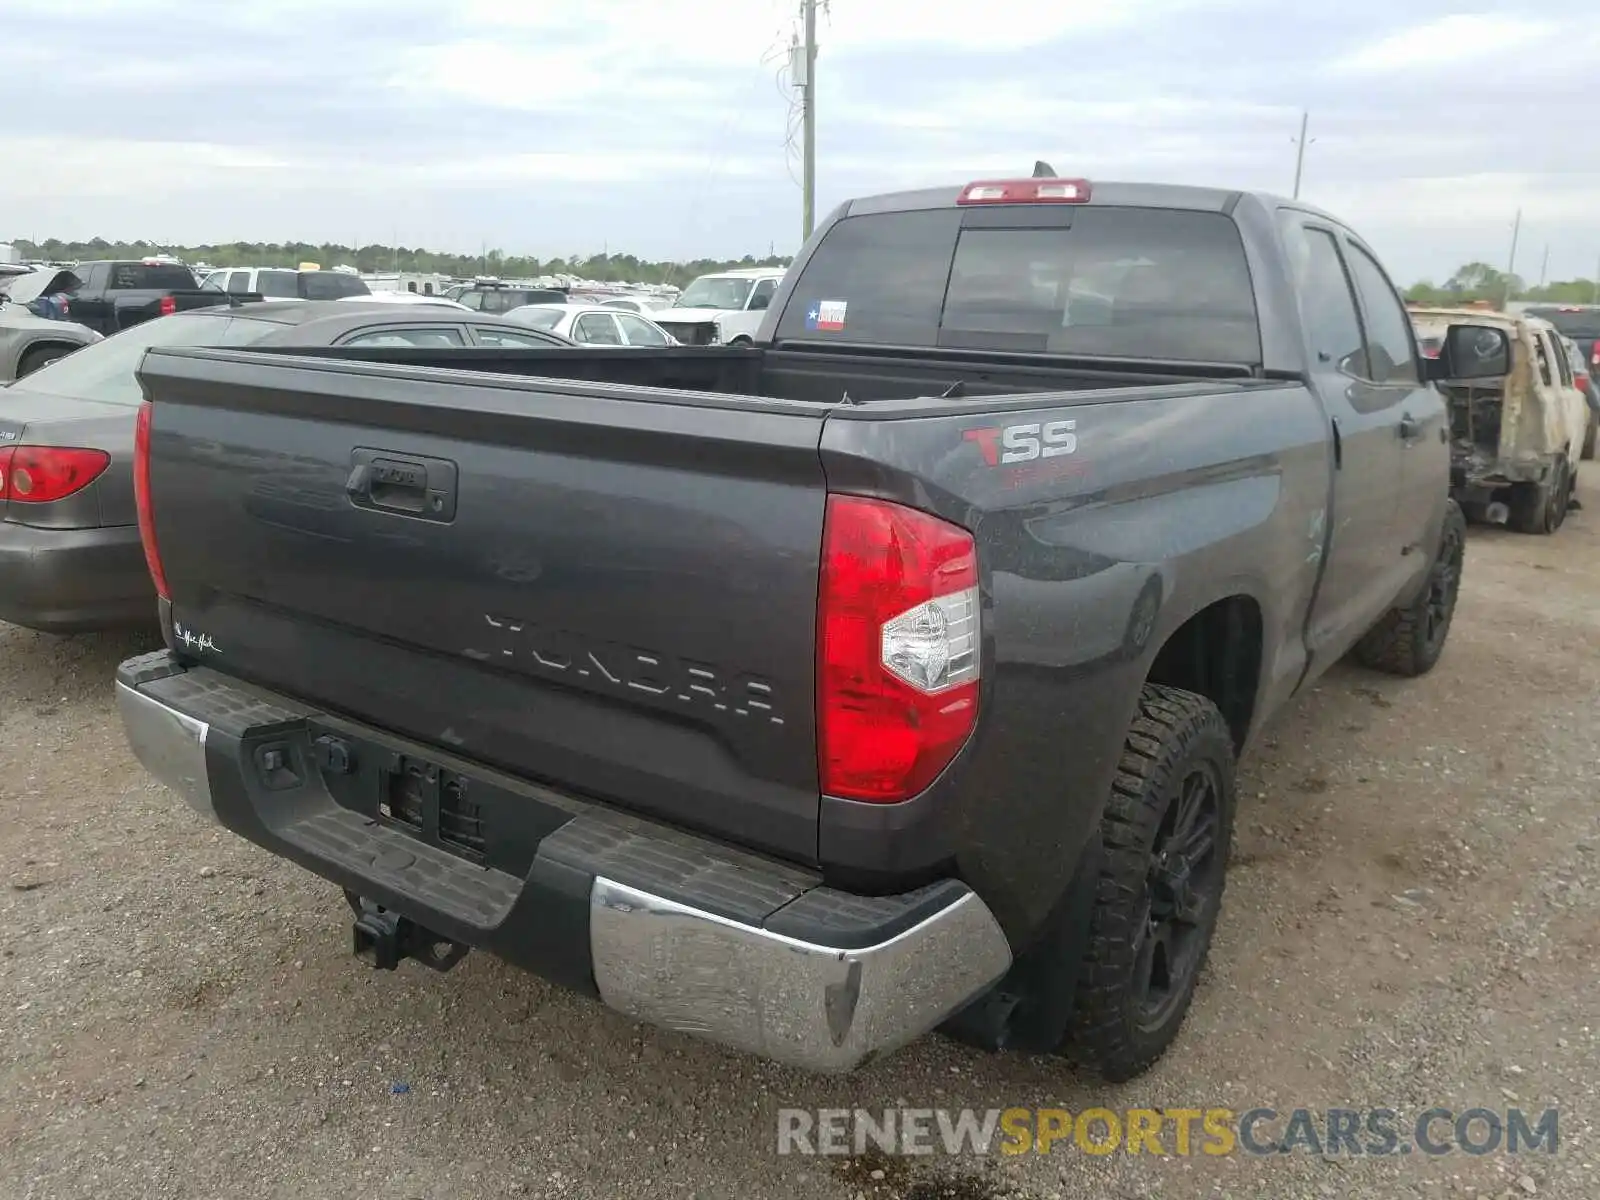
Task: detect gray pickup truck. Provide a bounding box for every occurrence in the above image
[113,176,1506,1080]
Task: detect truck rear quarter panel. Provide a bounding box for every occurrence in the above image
[818,382,1331,940]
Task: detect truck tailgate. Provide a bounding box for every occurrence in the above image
[136,348,830,861]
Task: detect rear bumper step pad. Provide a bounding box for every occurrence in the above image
[115,650,1012,1072]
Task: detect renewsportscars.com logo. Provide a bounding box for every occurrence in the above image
[775,1106,1561,1159]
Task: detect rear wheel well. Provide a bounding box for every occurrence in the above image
[1144,595,1262,751]
[17,341,77,376]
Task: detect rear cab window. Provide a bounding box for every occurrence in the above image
[300,272,370,300]
[255,271,300,298]
[107,263,198,290]
[775,205,1261,364]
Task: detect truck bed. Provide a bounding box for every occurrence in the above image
[248,339,1261,406]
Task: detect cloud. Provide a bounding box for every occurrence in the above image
[4,0,1600,285]
[1329,14,1556,74]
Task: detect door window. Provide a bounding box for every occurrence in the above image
[1285,223,1367,379]
[1343,243,1419,385]
[472,326,563,348]
[747,278,777,311]
[574,313,623,345]
[614,313,670,345]
[339,326,467,347]
[1532,332,1554,387]
[1545,332,1573,387]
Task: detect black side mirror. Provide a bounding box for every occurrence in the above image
[748,292,771,312]
[1426,323,1510,382]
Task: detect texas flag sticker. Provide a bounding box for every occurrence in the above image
[805,299,848,332]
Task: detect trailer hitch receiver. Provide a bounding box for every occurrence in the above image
[347,893,470,973]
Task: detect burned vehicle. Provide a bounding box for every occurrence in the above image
[1411,307,1589,533]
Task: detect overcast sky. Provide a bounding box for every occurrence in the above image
[6,0,1598,284]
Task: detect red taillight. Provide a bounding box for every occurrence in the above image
[957,178,1091,205]
[817,495,981,803]
[59,298,69,318]
[158,296,176,317]
[1590,339,1599,369]
[0,444,110,503]
[133,400,170,599]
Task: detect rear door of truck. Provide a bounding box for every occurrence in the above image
[136,349,829,861]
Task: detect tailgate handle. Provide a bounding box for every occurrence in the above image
[346,449,458,522]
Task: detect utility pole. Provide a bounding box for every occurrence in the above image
[1538,244,1549,289]
[1592,253,1599,305]
[1291,111,1310,199]
[800,0,818,242]
[1505,209,1521,308]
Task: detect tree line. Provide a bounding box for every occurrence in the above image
[1404,261,1600,307]
[10,239,1600,306]
[6,237,791,285]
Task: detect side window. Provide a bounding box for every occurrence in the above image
[81,264,108,292]
[574,313,623,345]
[747,278,777,311]
[472,326,559,348]
[614,313,669,345]
[1532,332,1554,387]
[1548,334,1573,387]
[1343,242,1419,385]
[1282,220,1368,379]
[461,292,485,310]
[200,273,224,292]
[339,327,467,348]
[226,271,253,294]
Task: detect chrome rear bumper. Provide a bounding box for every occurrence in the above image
[116,659,1012,1072]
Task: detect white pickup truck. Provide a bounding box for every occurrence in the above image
[650,266,787,346]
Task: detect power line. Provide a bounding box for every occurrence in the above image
[800,0,818,241]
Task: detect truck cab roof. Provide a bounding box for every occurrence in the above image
[837,177,1342,222]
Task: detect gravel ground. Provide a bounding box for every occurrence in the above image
[3,483,1598,1200]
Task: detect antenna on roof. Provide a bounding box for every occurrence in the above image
[1032,160,1057,178]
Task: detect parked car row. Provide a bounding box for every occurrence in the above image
[0,258,695,383]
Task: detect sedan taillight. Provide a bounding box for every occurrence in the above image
[0,445,111,503]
